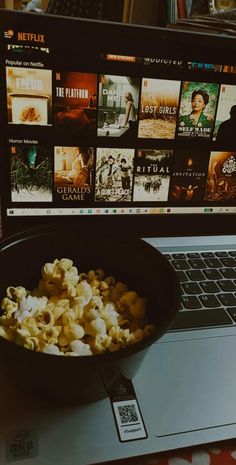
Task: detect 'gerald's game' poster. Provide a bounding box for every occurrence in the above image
[54,146,94,202]
[177,81,219,138]
[138,78,181,139]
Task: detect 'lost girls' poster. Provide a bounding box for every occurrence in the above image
[10,143,52,202]
[138,78,181,139]
[94,147,135,202]
[133,149,173,201]
[54,72,97,137]
[204,151,236,201]
[168,150,209,202]
[54,146,94,202]
[177,81,219,138]
[6,67,52,125]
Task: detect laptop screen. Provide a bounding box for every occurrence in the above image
[0,9,236,237]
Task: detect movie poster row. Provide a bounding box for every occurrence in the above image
[10,145,236,204]
[5,67,236,142]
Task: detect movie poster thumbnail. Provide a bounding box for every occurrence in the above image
[204,151,236,201]
[97,74,140,138]
[54,72,97,136]
[223,66,236,74]
[213,84,236,144]
[133,149,173,201]
[177,81,219,138]
[168,150,209,202]
[6,67,52,125]
[187,62,222,72]
[94,147,135,202]
[138,78,181,139]
[10,143,52,202]
[54,146,94,202]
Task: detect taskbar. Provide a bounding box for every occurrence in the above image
[6,206,236,216]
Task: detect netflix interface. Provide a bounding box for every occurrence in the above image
[1,11,236,221]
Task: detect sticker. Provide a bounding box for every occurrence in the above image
[6,430,38,462]
[108,375,148,442]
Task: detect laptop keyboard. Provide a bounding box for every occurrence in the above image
[165,250,236,330]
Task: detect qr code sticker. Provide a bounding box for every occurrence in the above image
[118,403,139,424]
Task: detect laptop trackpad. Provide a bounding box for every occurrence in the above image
[135,335,236,436]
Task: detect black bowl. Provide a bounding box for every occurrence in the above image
[0,226,180,404]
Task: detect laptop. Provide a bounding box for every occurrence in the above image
[0,9,236,465]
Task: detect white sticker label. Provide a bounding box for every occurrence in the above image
[112,398,147,442]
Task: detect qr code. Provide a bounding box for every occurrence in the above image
[118,403,139,424]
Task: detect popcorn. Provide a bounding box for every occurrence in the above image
[85,317,107,337]
[14,295,48,323]
[101,302,119,330]
[69,340,92,356]
[0,325,14,341]
[90,334,112,353]
[42,344,62,355]
[63,322,85,340]
[6,286,27,301]
[75,280,93,305]
[0,259,156,356]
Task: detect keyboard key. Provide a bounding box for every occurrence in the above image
[172,253,186,259]
[187,270,206,281]
[199,294,221,308]
[187,253,201,258]
[220,257,236,267]
[170,308,233,330]
[181,295,202,309]
[204,258,222,268]
[176,270,188,282]
[201,252,214,258]
[171,260,190,270]
[199,281,220,293]
[227,307,236,321]
[229,251,236,257]
[217,280,236,292]
[220,268,236,279]
[182,282,201,294]
[188,258,206,269]
[203,269,222,280]
[215,251,229,257]
[218,293,236,306]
